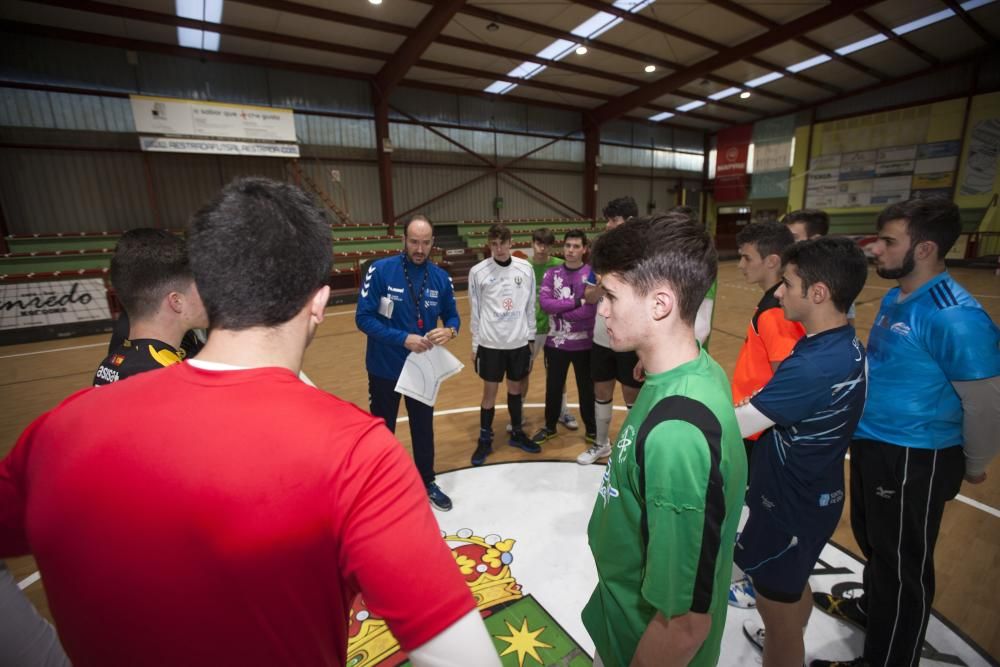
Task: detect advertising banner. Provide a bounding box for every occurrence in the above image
[130,95,296,141]
[0,279,110,332]
[750,114,796,199]
[715,124,753,202]
[139,136,300,157]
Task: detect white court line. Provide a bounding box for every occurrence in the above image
[0,342,106,360]
[953,494,1000,519]
[17,571,40,590]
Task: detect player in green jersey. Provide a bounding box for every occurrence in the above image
[582,214,747,667]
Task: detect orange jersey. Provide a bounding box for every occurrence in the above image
[731,284,805,439]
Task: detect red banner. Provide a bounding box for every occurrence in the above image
[715,124,753,202]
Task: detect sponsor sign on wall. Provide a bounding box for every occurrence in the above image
[806,141,960,210]
[130,95,296,141]
[715,124,753,202]
[131,95,298,158]
[750,114,797,199]
[0,279,110,331]
[139,137,300,157]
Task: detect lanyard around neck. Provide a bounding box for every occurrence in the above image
[401,258,430,330]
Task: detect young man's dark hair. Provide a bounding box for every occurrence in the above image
[591,214,717,326]
[782,209,830,238]
[531,227,556,246]
[487,223,512,243]
[110,229,192,320]
[876,196,961,259]
[564,228,589,246]
[669,205,697,220]
[188,178,332,331]
[602,196,638,221]
[736,221,796,260]
[782,237,867,314]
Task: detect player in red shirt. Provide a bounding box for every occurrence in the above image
[0,178,499,667]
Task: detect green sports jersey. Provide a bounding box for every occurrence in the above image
[532,256,563,335]
[583,348,746,667]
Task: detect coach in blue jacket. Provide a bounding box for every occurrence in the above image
[356,214,461,511]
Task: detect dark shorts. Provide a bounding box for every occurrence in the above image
[476,345,531,383]
[734,512,829,603]
[590,343,642,387]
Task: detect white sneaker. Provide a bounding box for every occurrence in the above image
[576,443,611,465]
[742,619,764,652]
[729,577,757,608]
[559,412,579,430]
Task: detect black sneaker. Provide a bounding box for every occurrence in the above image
[810,658,868,667]
[426,482,452,511]
[812,592,867,631]
[471,438,492,466]
[531,427,556,446]
[510,430,542,453]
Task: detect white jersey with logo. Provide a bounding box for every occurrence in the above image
[468,256,536,354]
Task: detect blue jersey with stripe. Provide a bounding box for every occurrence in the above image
[749,326,867,537]
[855,272,1000,449]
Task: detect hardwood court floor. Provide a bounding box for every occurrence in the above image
[2,261,999,660]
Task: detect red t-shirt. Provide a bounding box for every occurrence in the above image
[0,363,475,667]
[731,284,805,439]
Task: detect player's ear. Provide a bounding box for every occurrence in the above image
[765,253,782,270]
[166,291,184,314]
[812,282,830,304]
[651,287,674,322]
[309,285,331,324]
[915,240,938,262]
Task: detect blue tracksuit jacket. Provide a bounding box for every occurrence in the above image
[355,254,460,380]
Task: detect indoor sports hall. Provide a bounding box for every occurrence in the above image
[1,1,999,665]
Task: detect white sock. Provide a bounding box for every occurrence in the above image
[595,399,612,446]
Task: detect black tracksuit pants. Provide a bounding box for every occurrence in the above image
[543,346,596,434]
[850,438,965,667]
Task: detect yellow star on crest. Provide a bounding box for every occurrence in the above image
[495,617,553,667]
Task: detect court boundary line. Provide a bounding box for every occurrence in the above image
[404,405,1000,520]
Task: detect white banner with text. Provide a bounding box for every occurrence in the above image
[0,279,110,331]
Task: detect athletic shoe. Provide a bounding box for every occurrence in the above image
[471,438,492,466]
[742,619,764,652]
[812,592,867,631]
[510,430,542,454]
[426,483,452,512]
[809,658,868,667]
[559,412,579,430]
[531,427,556,445]
[505,421,526,434]
[577,443,612,465]
[729,577,757,608]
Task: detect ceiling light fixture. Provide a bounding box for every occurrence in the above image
[175,0,223,51]
[576,45,588,55]
[482,0,658,95]
[644,64,655,73]
[368,0,382,5]
[740,91,751,99]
